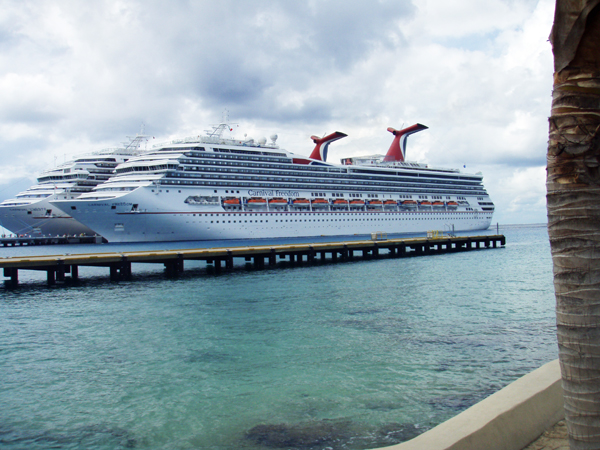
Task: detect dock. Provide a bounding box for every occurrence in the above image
[1,234,505,287]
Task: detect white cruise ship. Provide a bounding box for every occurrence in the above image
[51,122,495,243]
[0,135,148,237]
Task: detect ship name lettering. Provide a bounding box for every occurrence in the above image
[275,190,299,197]
[248,189,299,197]
[248,190,273,197]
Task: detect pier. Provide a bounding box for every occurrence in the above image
[1,234,505,287]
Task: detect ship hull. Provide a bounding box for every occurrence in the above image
[0,196,97,237]
[54,187,493,243]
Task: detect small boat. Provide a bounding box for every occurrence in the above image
[447,201,458,210]
[311,198,330,208]
[268,197,288,204]
[367,199,383,210]
[400,200,418,210]
[247,197,267,204]
[432,201,445,210]
[223,197,241,205]
[292,198,310,204]
[419,201,432,210]
[349,199,365,209]
[331,198,349,210]
[383,199,398,211]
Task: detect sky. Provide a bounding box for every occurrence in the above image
[0,0,555,227]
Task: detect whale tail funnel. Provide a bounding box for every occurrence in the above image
[309,131,347,161]
[383,123,428,162]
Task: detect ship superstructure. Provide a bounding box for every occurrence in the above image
[0,135,148,236]
[52,123,495,242]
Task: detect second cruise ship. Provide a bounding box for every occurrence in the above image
[0,135,147,237]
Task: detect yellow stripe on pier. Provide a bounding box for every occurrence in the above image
[1,234,505,287]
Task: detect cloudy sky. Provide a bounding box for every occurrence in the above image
[0,0,555,227]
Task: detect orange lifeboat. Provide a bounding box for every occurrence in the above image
[292,198,310,204]
[432,201,445,209]
[247,197,267,204]
[401,200,418,210]
[350,199,365,205]
[311,198,330,208]
[268,197,288,205]
[223,197,240,205]
[368,200,383,205]
[383,200,397,205]
[332,199,348,205]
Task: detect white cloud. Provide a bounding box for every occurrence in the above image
[484,165,548,224]
[0,0,556,225]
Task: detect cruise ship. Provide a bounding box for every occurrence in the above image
[0,135,147,237]
[51,122,494,243]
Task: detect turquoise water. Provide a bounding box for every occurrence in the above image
[0,225,557,449]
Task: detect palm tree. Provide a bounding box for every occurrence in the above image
[547,0,600,448]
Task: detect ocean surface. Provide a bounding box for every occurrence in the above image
[0,224,558,450]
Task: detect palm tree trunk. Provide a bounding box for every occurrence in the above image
[548,1,600,448]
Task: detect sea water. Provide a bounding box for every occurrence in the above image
[0,225,557,449]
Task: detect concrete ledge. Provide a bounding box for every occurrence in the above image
[376,359,563,450]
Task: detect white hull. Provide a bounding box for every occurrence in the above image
[55,187,493,243]
[0,196,97,236]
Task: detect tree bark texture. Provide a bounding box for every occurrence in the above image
[548,1,600,449]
